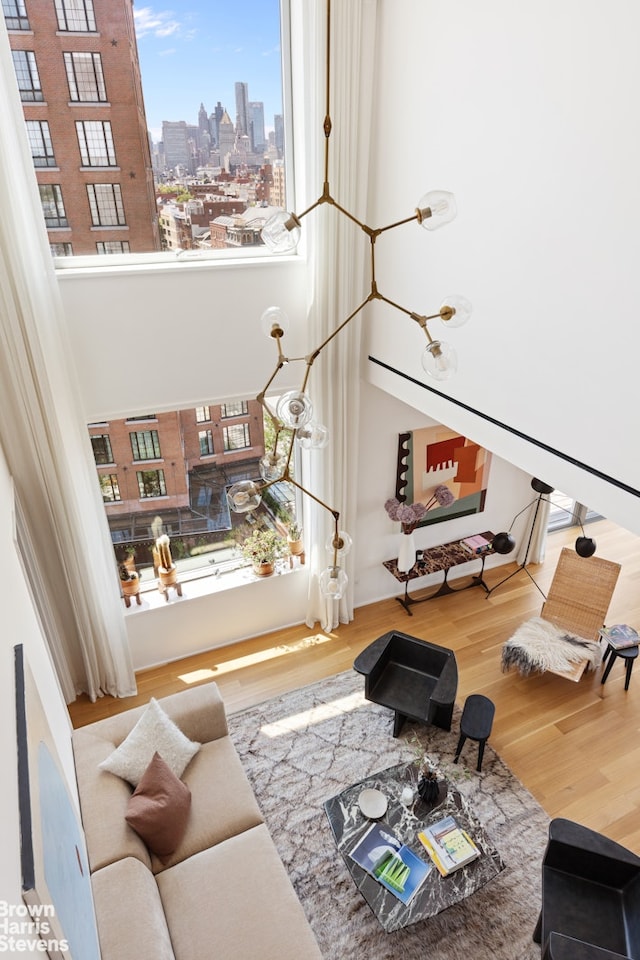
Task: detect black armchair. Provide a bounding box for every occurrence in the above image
[353,631,458,737]
[534,818,640,959]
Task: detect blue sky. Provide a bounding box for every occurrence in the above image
[133,1,283,143]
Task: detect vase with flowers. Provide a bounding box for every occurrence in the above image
[385,485,456,573]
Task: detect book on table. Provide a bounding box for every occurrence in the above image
[418,815,480,876]
[599,624,640,650]
[348,822,432,905]
[460,534,492,555]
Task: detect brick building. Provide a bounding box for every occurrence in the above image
[7,0,160,255]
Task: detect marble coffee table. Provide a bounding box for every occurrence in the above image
[323,761,504,932]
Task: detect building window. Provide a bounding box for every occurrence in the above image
[130,429,161,461]
[221,400,249,418]
[39,184,68,228]
[12,51,43,102]
[64,51,106,102]
[137,469,166,498]
[87,183,126,226]
[198,430,214,456]
[91,434,113,464]
[96,240,130,254]
[76,120,116,167]
[3,0,29,30]
[99,474,120,502]
[50,242,73,256]
[223,423,251,451]
[55,0,96,32]
[26,120,56,167]
[195,406,211,423]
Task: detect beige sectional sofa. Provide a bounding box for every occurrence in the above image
[72,681,323,960]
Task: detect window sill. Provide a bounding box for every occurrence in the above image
[122,559,305,614]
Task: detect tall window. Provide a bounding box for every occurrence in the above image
[55,0,96,32]
[76,121,116,167]
[223,423,251,451]
[99,474,120,502]
[12,51,42,102]
[39,185,68,228]
[221,400,249,418]
[199,430,214,456]
[87,184,125,226]
[26,121,56,168]
[137,469,166,498]
[195,406,211,423]
[64,52,106,102]
[91,434,113,464]
[130,430,161,461]
[50,242,73,257]
[3,0,29,30]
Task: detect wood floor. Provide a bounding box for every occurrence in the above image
[68,519,640,851]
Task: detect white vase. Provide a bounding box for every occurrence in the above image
[397,531,417,573]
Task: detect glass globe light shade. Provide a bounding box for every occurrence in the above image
[416,190,457,231]
[325,530,353,557]
[227,480,262,514]
[492,532,516,555]
[296,421,329,449]
[261,211,301,253]
[259,452,286,482]
[319,565,348,600]
[421,340,457,380]
[575,536,597,558]
[439,294,473,329]
[260,305,290,339]
[276,390,313,428]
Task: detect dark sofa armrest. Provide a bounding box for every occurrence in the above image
[431,654,458,706]
[544,818,640,887]
[353,632,394,690]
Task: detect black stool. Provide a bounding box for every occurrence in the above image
[601,642,638,691]
[454,694,495,772]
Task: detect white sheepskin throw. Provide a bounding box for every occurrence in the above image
[502,617,601,676]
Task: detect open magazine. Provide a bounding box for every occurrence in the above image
[348,822,432,905]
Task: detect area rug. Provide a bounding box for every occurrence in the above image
[226,670,548,959]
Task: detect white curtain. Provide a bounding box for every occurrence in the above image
[294,0,379,631]
[0,24,136,701]
[516,494,550,566]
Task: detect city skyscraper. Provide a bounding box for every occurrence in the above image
[7,0,159,255]
[162,120,192,174]
[248,101,266,153]
[234,81,249,137]
[217,110,235,168]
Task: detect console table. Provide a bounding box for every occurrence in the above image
[383,532,494,615]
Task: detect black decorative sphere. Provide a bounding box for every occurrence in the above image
[575,536,596,558]
[492,531,516,555]
[531,478,555,495]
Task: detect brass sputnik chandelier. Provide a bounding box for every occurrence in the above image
[227,0,471,599]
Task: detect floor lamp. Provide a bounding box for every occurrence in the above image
[485,478,598,599]
[485,481,552,599]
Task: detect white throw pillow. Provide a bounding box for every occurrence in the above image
[99,698,201,787]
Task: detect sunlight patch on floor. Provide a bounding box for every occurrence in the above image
[260,691,364,737]
[178,633,334,685]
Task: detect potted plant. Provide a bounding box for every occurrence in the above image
[124,545,137,573]
[119,563,141,606]
[240,527,286,576]
[286,520,304,559]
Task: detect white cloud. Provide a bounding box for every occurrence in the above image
[134,6,181,40]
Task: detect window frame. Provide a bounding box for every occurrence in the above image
[12,50,43,102]
[87,183,126,227]
[26,120,56,168]
[54,0,97,33]
[39,184,68,228]
[130,429,161,462]
[3,0,30,30]
[136,468,167,499]
[223,422,251,452]
[64,51,107,103]
[76,120,117,168]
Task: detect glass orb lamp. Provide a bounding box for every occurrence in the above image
[440,294,473,329]
[259,452,286,482]
[261,211,301,253]
[261,305,290,339]
[227,480,262,513]
[416,190,457,231]
[296,421,329,449]
[276,390,313,428]
[319,565,348,599]
[325,530,352,557]
[421,340,457,380]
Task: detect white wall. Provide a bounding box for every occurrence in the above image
[364,0,640,535]
[0,443,77,907]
